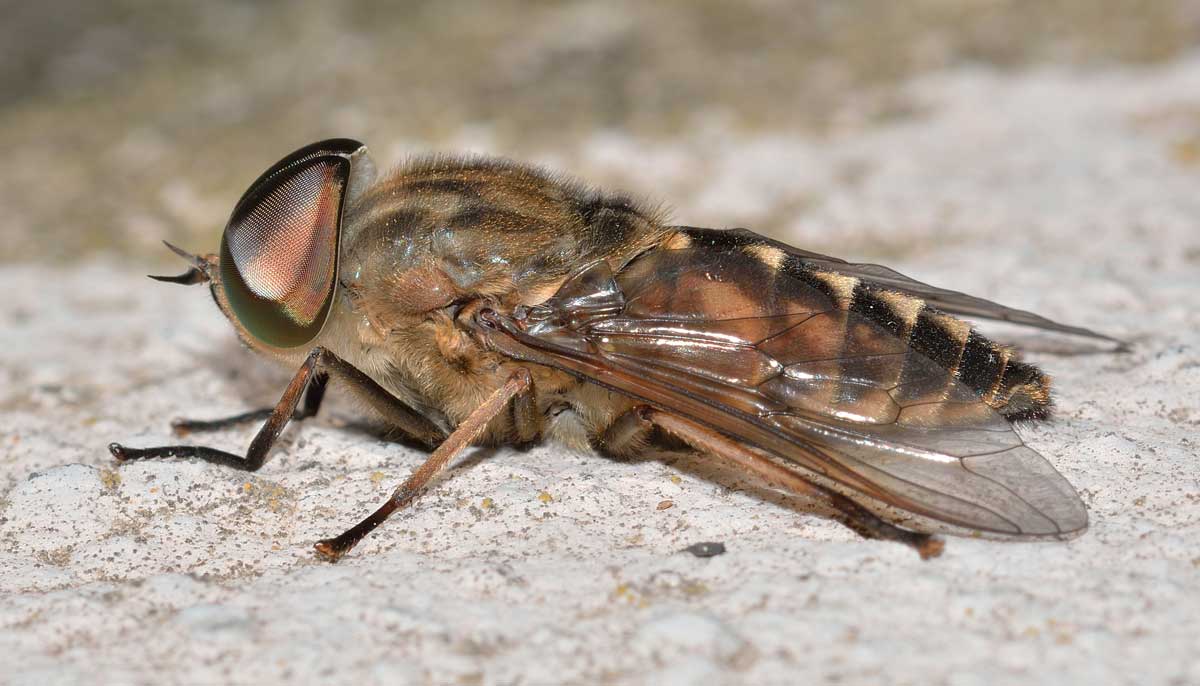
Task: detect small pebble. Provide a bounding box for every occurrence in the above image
[683,542,726,558]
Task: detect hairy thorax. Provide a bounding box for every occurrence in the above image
[311,156,666,445]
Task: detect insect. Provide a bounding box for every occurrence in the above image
[110,138,1120,561]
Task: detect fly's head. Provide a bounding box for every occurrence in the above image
[150,139,377,355]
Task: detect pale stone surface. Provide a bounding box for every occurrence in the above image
[3,56,1199,685]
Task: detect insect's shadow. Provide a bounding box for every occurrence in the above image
[192,339,294,408]
[618,448,843,524]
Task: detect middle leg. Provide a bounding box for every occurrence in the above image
[313,368,534,562]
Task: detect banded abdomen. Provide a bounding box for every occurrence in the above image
[671,227,1052,422]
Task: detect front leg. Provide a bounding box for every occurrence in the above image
[109,347,446,472]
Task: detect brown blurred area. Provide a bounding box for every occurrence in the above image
[1,0,1197,264]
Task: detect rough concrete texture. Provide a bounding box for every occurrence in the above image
[3,53,1200,686]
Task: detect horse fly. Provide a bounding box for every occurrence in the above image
[111,139,1120,561]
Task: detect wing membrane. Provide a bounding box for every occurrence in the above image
[682,227,1121,345]
[489,242,1087,537]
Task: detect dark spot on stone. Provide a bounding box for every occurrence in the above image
[683,541,726,558]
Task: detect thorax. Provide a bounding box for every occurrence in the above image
[313,156,669,433]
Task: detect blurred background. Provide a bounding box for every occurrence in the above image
[2,0,1199,265]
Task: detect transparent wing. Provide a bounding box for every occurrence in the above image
[680,226,1121,345]
[487,243,1087,537]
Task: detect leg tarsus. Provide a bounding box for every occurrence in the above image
[171,408,273,437]
[109,442,261,471]
[824,490,943,559]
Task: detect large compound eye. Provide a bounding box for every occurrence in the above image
[219,139,370,348]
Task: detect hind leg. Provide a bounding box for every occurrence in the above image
[598,405,944,559]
